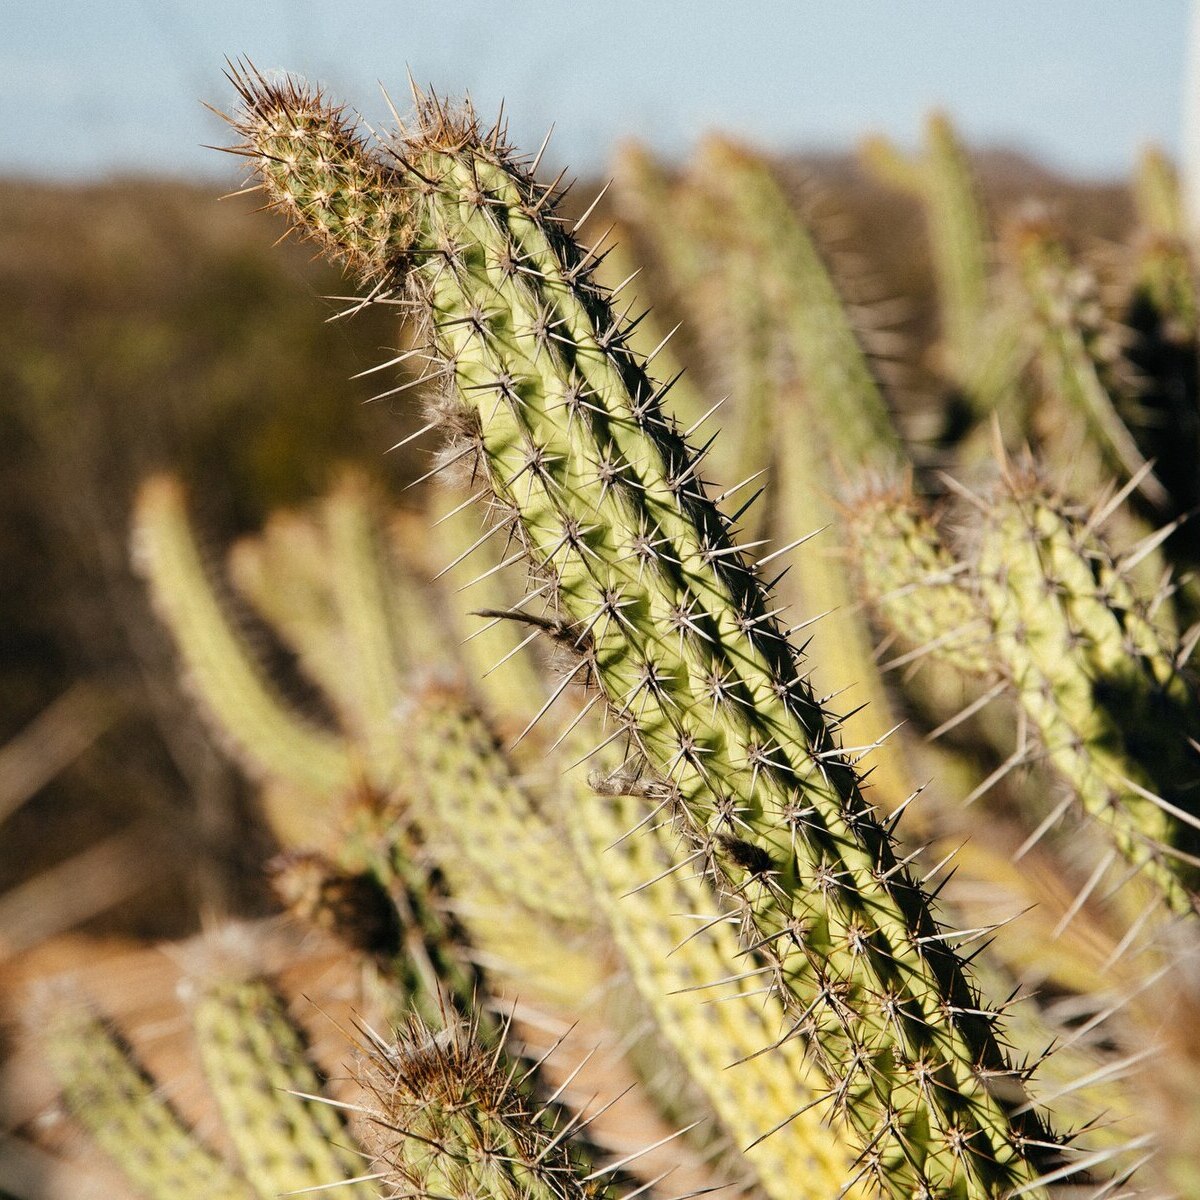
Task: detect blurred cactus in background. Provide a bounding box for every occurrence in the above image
[5,61,1200,1200]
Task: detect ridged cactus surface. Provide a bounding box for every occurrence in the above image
[40,952,380,1200]
[188,975,380,1200]
[27,59,1200,1200]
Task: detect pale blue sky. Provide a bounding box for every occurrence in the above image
[2,1,1191,182]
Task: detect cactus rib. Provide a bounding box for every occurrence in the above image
[844,482,993,677]
[975,471,1200,914]
[571,786,862,1199]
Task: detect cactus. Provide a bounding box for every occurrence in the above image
[1124,148,1200,605]
[569,783,861,1199]
[861,115,988,374]
[399,680,592,927]
[132,474,356,802]
[41,949,379,1200]
[1010,224,1168,510]
[976,469,1200,914]
[694,138,901,473]
[137,470,601,989]
[42,1002,257,1200]
[227,69,1081,1198]
[859,113,1031,441]
[843,481,992,678]
[615,137,918,815]
[1134,146,1189,244]
[610,146,776,505]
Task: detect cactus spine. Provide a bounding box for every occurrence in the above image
[1013,227,1167,508]
[616,137,917,814]
[569,786,862,1199]
[975,471,1200,913]
[843,482,992,677]
[231,70,1064,1198]
[41,941,385,1200]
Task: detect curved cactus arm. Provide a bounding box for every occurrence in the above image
[132,474,355,798]
[1132,147,1198,330]
[227,71,1072,1199]
[319,474,412,787]
[42,1001,256,1200]
[227,506,356,714]
[862,117,989,390]
[189,975,379,1200]
[354,1015,603,1200]
[1135,146,1188,243]
[1012,228,1168,509]
[976,472,1200,916]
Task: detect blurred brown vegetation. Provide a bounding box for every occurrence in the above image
[0,148,1134,963]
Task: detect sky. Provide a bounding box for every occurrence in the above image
[2,1,1193,184]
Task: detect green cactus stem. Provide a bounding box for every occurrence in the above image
[1134,146,1188,244]
[401,679,594,927]
[861,115,1033,447]
[851,468,1200,918]
[229,69,1069,1198]
[1124,148,1200,601]
[1011,225,1168,509]
[570,783,863,1199]
[694,136,901,472]
[132,474,356,800]
[626,138,916,812]
[843,482,992,678]
[860,116,988,391]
